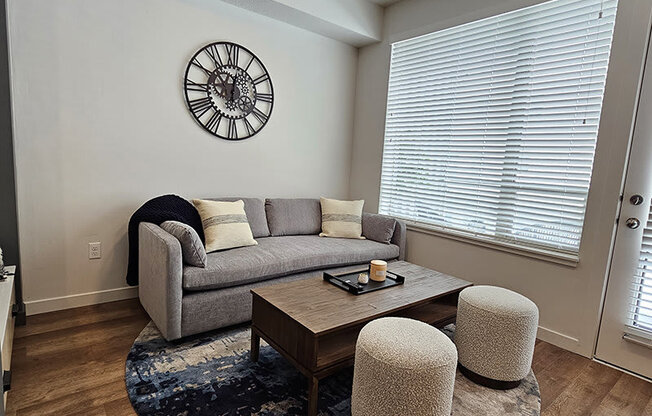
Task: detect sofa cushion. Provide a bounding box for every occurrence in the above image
[209,197,270,238]
[265,198,321,236]
[182,235,400,291]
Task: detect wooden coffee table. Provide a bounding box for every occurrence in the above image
[250,261,472,415]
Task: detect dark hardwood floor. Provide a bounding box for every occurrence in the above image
[5,298,651,415]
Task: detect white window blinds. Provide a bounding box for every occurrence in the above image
[627,208,652,339]
[379,0,618,257]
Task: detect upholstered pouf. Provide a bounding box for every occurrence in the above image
[454,285,539,389]
[351,317,457,416]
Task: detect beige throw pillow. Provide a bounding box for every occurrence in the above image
[192,199,257,252]
[319,197,365,239]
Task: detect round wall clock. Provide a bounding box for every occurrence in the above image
[183,42,274,140]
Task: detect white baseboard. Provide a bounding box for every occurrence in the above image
[537,325,583,355]
[25,286,139,316]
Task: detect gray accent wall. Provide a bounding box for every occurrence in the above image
[0,0,24,323]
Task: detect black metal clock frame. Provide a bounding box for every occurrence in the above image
[183,41,274,140]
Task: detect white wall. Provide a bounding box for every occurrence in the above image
[7,0,358,313]
[349,0,652,356]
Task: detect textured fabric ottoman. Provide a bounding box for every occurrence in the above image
[351,317,457,416]
[454,285,539,389]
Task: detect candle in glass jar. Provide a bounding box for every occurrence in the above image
[369,260,387,282]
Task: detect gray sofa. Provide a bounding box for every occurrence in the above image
[138,198,407,341]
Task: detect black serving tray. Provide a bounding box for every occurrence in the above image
[323,267,405,295]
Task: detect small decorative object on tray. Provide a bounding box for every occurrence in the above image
[358,273,369,285]
[324,266,405,295]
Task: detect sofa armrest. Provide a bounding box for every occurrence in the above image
[391,218,407,261]
[138,222,183,340]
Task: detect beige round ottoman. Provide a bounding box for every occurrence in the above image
[454,285,539,389]
[351,317,457,416]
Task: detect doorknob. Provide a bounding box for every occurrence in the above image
[625,218,641,229]
[630,194,645,205]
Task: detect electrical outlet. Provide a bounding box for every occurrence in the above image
[89,242,101,259]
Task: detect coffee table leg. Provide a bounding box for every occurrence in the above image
[307,376,319,416]
[251,329,260,362]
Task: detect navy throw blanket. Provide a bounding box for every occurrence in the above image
[125,194,204,286]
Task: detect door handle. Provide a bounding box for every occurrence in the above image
[625,218,641,229]
[630,194,645,205]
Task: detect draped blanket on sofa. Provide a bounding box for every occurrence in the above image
[125,194,204,286]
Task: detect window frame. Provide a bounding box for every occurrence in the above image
[377,0,618,265]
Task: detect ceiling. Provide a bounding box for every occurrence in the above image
[366,0,402,6]
[221,0,391,46]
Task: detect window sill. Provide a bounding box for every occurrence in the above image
[404,221,580,267]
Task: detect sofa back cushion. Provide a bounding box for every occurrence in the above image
[209,197,270,238]
[265,198,321,236]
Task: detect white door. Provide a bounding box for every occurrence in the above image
[595,34,652,379]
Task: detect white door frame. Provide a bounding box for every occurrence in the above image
[594,16,652,380]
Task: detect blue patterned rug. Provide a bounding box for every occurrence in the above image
[126,322,540,416]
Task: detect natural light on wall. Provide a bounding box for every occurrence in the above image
[378,0,618,261]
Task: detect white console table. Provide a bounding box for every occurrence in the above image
[0,266,15,416]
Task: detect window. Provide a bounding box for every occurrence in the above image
[379,0,618,259]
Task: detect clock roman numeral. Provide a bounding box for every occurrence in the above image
[244,56,255,72]
[204,45,223,68]
[205,110,223,133]
[253,73,269,85]
[256,93,272,103]
[188,96,214,117]
[228,119,238,139]
[186,80,209,92]
[251,107,268,124]
[226,44,240,66]
[191,58,211,76]
[243,117,256,136]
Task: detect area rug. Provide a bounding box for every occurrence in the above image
[126,322,540,416]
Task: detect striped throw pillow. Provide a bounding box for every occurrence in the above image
[192,199,257,252]
[319,197,365,239]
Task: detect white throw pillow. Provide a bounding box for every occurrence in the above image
[192,199,257,252]
[319,197,365,239]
